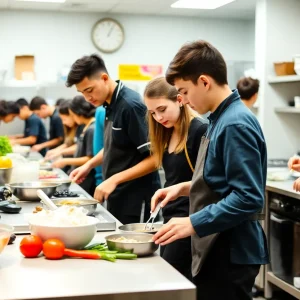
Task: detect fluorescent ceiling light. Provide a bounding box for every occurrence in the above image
[16,0,65,3]
[171,0,235,9]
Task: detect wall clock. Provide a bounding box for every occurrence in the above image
[91,18,125,53]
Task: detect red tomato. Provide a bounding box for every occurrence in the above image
[43,239,65,260]
[19,235,43,258]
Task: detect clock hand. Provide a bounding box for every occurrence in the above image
[107,24,115,37]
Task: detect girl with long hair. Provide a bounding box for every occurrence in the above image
[144,77,207,279]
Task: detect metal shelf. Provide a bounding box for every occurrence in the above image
[268,75,300,83]
[275,107,300,113]
[267,272,300,299]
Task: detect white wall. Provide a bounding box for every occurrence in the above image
[255,0,300,159]
[0,10,255,135]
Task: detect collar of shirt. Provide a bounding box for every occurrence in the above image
[208,89,240,123]
[104,80,121,111]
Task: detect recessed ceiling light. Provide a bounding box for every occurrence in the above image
[171,0,235,9]
[16,0,66,3]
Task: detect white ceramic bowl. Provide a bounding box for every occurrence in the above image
[29,217,99,249]
[0,224,14,255]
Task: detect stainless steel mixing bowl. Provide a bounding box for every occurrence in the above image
[118,223,163,234]
[40,178,72,191]
[7,182,60,201]
[48,198,98,215]
[105,233,158,256]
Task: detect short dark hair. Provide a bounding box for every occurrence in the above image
[29,96,47,110]
[0,100,20,116]
[58,99,71,115]
[66,54,108,87]
[16,98,29,108]
[69,96,96,118]
[166,40,228,86]
[55,98,65,107]
[237,77,260,100]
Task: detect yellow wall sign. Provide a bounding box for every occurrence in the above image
[118,64,163,81]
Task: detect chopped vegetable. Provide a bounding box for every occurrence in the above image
[19,235,43,258]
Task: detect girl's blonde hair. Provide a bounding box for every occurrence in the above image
[144,76,197,167]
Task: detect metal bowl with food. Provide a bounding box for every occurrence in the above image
[40,178,72,191]
[7,182,60,201]
[46,198,98,215]
[105,233,158,257]
[119,223,163,234]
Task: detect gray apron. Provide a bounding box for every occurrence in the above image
[189,101,263,277]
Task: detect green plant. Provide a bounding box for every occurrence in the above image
[0,136,12,156]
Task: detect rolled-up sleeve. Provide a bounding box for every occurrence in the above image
[190,124,266,237]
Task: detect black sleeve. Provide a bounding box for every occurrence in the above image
[53,115,64,139]
[27,117,40,137]
[84,127,94,157]
[124,103,150,155]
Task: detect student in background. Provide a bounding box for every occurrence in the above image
[52,96,96,195]
[237,77,260,108]
[29,96,64,153]
[9,98,48,156]
[55,98,65,107]
[45,100,83,173]
[0,100,19,123]
[144,77,207,280]
[93,106,105,185]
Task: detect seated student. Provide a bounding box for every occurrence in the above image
[93,106,105,185]
[0,100,19,123]
[52,96,96,195]
[9,98,48,156]
[45,100,83,173]
[237,77,260,109]
[29,96,64,153]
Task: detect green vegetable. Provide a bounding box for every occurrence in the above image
[115,253,137,260]
[83,243,106,250]
[0,136,12,156]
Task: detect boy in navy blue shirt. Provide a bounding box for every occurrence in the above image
[10,98,48,156]
[29,96,64,153]
[151,40,269,300]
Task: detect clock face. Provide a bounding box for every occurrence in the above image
[91,18,125,53]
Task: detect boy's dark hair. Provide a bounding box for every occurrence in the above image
[16,98,29,108]
[29,96,47,110]
[237,77,260,100]
[166,40,228,86]
[66,54,108,87]
[0,100,20,116]
[58,99,71,115]
[55,98,65,107]
[69,96,96,118]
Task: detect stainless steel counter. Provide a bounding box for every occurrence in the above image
[0,161,195,300]
[266,180,300,200]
